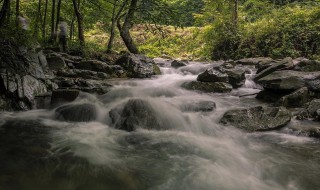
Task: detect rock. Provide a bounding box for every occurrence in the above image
[46,53,66,71]
[256,90,291,103]
[224,67,247,88]
[254,57,294,82]
[171,60,187,68]
[277,87,310,108]
[51,89,80,107]
[256,70,320,92]
[180,101,216,112]
[220,106,291,132]
[197,68,229,83]
[298,99,320,121]
[153,64,161,75]
[293,60,320,72]
[182,81,232,93]
[288,125,320,138]
[57,69,110,80]
[55,103,97,122]
[235,57,274,66]
[74,59,109,72]
[115,53,158,78]
[109,99,166,131]
[22,75,48,109]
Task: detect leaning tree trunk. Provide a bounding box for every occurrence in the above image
[118,0,139,54]
[72,0,85,46]
[0,0,10,27]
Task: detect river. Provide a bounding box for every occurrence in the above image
[0,59,319,190]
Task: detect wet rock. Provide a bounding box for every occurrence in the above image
[289,125,320,138]
[46,53,66,71]
[220,106,291,132]
[297,99,320,121]
[235,57,274,66]
[277,87,310,108]
[74,59,109,72]
[115,53,159,78]
[256,90,291,103]
[109,99,165,131]
[51,89,80,107]
[180,101,216,112]
[293,60,320,72]
[171,60,187,68]
[182,81,232,93]
[22,75,48,108]
[197,68,229,83]
[55,103,97,122]
[254,57,294,82]
[256,70,320,92]
[224,68,248,88]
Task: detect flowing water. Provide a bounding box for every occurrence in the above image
[0,59,319,190]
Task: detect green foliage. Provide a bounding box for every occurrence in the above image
[201,1,320,60]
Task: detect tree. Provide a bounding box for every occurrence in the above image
[0,0,10,27]
[72,0,85,46]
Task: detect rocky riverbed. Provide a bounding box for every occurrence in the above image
[1,42,320,189]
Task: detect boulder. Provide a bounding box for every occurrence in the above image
[235,57,274,66]
[224,67,248,88]
[197,68,229,83]
[254,57,294,82]
[277,87,310,108]
[115,53,159,78]
[55,103,97,122]
[256,70,320,92]
[74,59,109,72]
[297,99,320,121]
[293,60,320,72]
[171,60,187,68]
[109,99,165,131]
[256,90,289,103]
[57,69,110,80]
[180,101,216,112]
[220,106,291,132]
[182,81,232,93]
[46,53,66,71]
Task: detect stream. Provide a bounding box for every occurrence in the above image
[0,59,319,190]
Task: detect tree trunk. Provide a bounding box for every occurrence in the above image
[233,0,238,26]
[54,0,61,40]
[42,0,48,40]
[106,0,118,53]
[72,0,85,46]
[118,0,139,54]
[0,0,10,27]
[15,0,19,27]
[50,0,56,42]
[33,0,42,38]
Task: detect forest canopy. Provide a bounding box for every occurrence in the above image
[0,0,319,60]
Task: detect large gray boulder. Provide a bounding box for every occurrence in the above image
[57,69,110,80]
[109,99,167,131]
[55,103,97,122]
[224,67,248,88]
[256,70,320,92]
[197,68,229,83]
[115,53,161,78]
[254,57,294,81]
[220,106,291,132]
[182,81,232,93]
[46,53,67,71]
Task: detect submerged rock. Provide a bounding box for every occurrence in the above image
[55,103,97,122]
[109,99,167,131]
[182,81,232,93]
[115,53,160,78]
[220,106,292,132]
[180,101,216,112]
[289,125,320,138]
